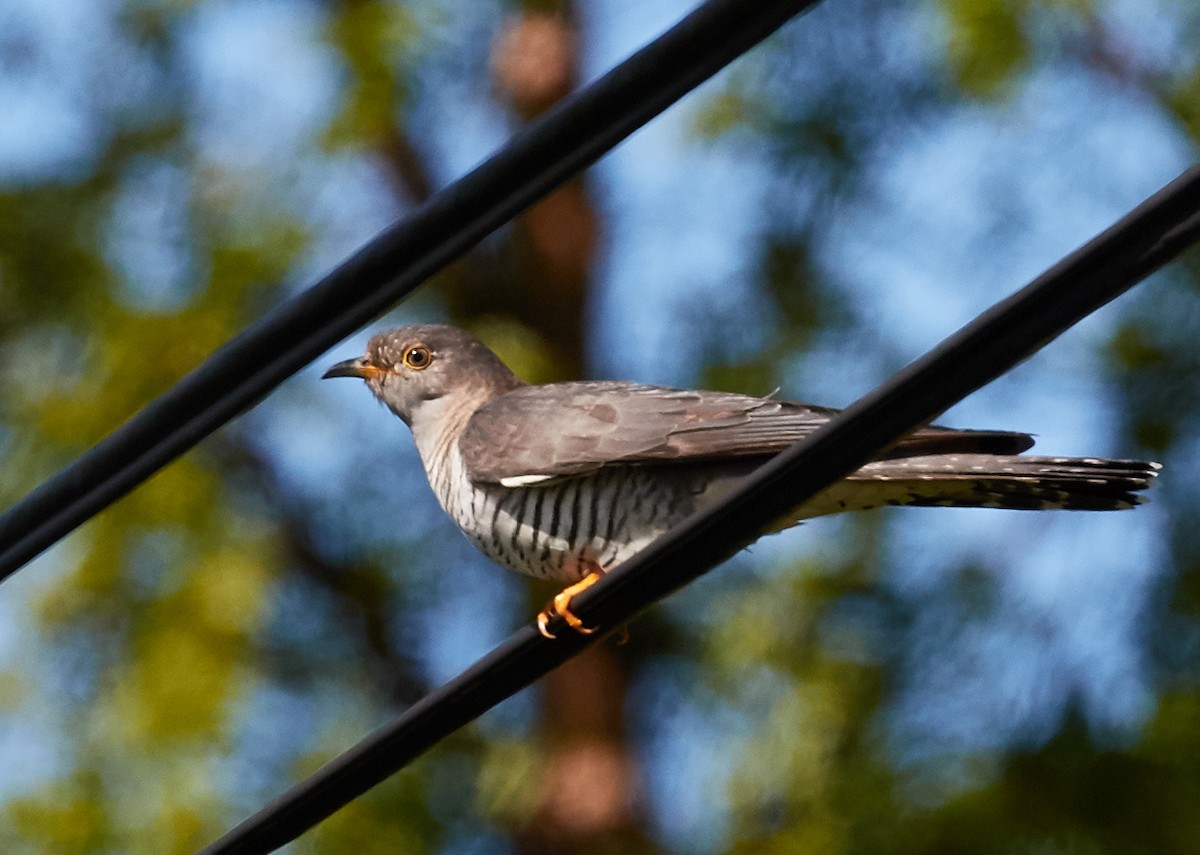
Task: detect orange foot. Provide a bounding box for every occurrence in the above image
[537,571,603,639]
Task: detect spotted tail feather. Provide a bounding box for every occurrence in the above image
[799,455,1161,519]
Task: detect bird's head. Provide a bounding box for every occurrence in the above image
[323,324,524,430]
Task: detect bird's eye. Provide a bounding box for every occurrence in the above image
[402,344,432,370]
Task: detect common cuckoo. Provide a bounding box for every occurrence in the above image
[324,324,1159,636]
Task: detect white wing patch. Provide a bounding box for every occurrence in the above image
[499,473,558,488]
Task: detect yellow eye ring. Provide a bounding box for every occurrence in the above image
[402,344,432,370]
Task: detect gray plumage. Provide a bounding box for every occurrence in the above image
[324,324,1160,585]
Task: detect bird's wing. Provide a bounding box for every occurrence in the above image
[459,382,1035,485]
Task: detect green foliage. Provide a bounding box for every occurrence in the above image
[940,0,1031,98]
[323,0,417,149]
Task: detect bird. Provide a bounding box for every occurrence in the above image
[324,323,1160,637]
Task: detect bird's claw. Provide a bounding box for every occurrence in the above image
[536,571,603,639]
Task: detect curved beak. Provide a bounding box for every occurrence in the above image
[322,357,380,380]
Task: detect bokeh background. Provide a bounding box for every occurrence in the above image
[2,0,1199,852]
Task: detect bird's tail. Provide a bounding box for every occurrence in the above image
[797,454,1161,519]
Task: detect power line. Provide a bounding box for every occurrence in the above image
[0,0,822,579]
[198,169,1200,855]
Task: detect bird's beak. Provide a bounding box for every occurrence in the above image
[322,357,380,380]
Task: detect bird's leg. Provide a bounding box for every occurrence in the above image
[537,570,604,639]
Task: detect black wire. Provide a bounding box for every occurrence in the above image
[199,170,1200,855]
[0,0,821,580]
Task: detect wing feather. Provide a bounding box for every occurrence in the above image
[458,382,1034,484]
